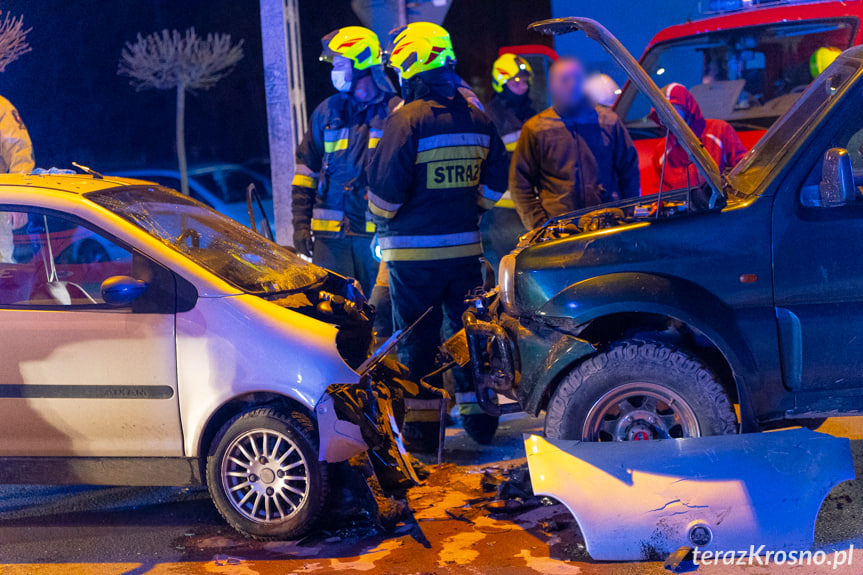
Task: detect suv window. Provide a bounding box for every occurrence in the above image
[0,210,133,306]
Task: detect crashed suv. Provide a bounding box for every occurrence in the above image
[460,18,863,441]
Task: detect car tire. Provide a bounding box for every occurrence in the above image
[544,340,737,441]
[206,407,328,540]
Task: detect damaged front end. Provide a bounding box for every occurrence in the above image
[445,289,595,417]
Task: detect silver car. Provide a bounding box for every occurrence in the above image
[0,173,404,539]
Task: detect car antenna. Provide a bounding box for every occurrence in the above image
[72,162,103,179]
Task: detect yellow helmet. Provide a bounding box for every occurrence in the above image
[387,22,456,80]
[491,53,533,93]
[810,46,842,79]
[320,26,382,71]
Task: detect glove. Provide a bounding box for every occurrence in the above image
[293,227,314,257]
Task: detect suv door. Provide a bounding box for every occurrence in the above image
[0,208,182,456]
[772,79,863,392]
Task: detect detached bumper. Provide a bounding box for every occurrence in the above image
[525,429,854,561]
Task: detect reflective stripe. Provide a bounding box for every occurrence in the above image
[378,230,481,250]
[706,133,723,149]
[365,220,376,233]
[406,398,446,410]
[368,190,402,219]
[292,174,318,188]
[502,130,520,152]
[481,185,503,202]
[417,145,488,164]
[479,196,498,210]
[382,242,483,262]
[312,220,343,233]
[311,208,344,233]
[369,129,383,149]
[496,197,515,209]
[404,409,442,422]
[323,128,350,153]
[417,132,491,152]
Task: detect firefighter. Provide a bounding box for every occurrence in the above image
[650,83,747,193]
[480,54,537,271]
[367,22,509,451]
[291,27,400,296]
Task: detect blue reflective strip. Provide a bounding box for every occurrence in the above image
[417,133,491,152]
[368,190,403,212]
[324,128,350,142]
[482,186,504,201]
[369,129,384,138]
[378,230,482,249]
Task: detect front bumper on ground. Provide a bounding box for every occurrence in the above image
[525,428,855,561]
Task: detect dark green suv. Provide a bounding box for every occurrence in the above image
[461,18,863,442]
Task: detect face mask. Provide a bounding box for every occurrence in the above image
[331,69,352,92]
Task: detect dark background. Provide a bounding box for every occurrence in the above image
[0,0,550,173]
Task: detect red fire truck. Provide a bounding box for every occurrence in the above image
[615,0,863,193]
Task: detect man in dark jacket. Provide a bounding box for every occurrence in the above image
[292,26,400,295]
[510,57,640,230]
[368,22,509,450]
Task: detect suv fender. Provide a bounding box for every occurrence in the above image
[536,272,759,431]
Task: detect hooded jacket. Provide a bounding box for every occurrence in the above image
[367,68,508,262]
[509,102,640,230]
[650,83,747,193]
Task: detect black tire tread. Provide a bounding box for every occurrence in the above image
[544,339,737,440]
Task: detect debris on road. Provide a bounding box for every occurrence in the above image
[525,429,856,561]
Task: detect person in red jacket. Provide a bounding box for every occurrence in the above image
[650,83,747,193]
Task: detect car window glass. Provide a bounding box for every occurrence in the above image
[620,19,855,134]
[0,210,133,307]
[194,170,271,204]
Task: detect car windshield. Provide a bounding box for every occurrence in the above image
[617,19,855,136]
[87,186,327,294]
[727,59,861,196]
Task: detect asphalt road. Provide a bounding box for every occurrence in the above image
[1,416,863,574]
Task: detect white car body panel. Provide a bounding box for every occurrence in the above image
[177,294,359,457]
[0,309,180,456]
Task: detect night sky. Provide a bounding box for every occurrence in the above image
[0,1,549,173]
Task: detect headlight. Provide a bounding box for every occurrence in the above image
[499,253,517,315]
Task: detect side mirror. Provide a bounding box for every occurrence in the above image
[101,275,148,307]
[819,148,856,207]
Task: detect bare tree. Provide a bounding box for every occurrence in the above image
[118,28,244,195]
[0,11,31,72]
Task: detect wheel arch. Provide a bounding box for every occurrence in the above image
[533,272,760,431]
[195,392,316,475]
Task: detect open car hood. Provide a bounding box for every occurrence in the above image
[529,17,724,205]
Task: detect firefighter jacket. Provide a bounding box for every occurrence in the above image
[509,103,640,230]
[0,96,34,174]
[485,90,536,159]
[367,71,508,263]
[293,90,400,237]
[650,83,747,193]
